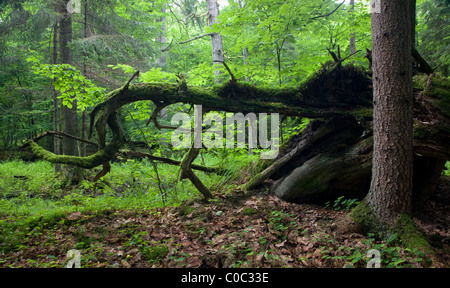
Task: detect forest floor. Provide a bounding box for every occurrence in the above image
[0,177,449,268]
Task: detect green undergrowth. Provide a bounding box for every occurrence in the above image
[0,152,258,253]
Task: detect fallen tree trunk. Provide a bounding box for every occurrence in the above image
[23,63,373,180]
[22,61,449,203]
[252,73,449,209]
[248,118,373,202]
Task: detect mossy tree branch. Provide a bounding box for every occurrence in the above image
[24,62,449,201]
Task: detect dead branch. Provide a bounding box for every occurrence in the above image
[124,70,140,90]
[310,0,345,20]
[20,130,98,150]
[412,45,433,75]
[214,60,237,82]
[161,33,215,52]
[120,150,226,174]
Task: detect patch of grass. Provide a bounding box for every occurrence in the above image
[0,160,62,199]
[0,152,264,255]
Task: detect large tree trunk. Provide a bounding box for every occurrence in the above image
[265,118,372,203]
[367,0,414,226]
[52,20,62,173]
[410,0,417,47]
[59,1,81,184]
[81,0,88,157]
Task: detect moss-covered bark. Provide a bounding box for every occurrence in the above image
[394,214,433,254]
[24,63,449,202]
[351,201,433,253]
[350,199,380,234]
[29,141,120,169]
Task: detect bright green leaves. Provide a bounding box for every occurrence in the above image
[108,64,136,75]
[210,0,373,86]
[108,64,178,83]
[416,0,450,75]
[27,57,104,111]
[140,68,178,83]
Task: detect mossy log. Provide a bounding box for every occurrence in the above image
[251,73,449,206]
[24,63,449,202]
[25,64,373,176]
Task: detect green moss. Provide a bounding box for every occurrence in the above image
[413,75,428,90]
[393,214,433,254]
[350,199,379,234]
[414,121,450,139]
[29,141,118,169]
[351,107,373,118]
[242,207,259,216]
[351,201,434,254]
[415,74,450,117]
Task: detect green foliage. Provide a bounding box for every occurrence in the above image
[442,161,450,176]
[0,148,255,253]
[417,0,450,75]
[325,196,360,211]
[27,55,105,111]
[215,0,372,85]
[267,210,297,237]
[124,231,169,263]
[282,118,310,143]
[326,234,432,268]
[108,64,178,83]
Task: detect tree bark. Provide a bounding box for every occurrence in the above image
[367,0,414,226]
[410,0,417,47]
[158,6,167,69]
[207,0,224,83]
[52,21,62,173]
[349,0,356,56]
[59,1,80,184]
[81,0,88,157]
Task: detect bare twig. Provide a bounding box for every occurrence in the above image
[146,105,193,132]
[20,130,98,149]
[310,0,345,20]
[161,33,215,52]
[121,150,225,174]
[214,60,236,82]
[124,70,140,90]
[178,32,215,44]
